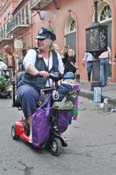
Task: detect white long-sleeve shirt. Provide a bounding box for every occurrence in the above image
[23,49,64,87]
[23,49,64,74]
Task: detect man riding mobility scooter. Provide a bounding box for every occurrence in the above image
[11,72,79,156]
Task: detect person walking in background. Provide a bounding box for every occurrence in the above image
[99,46,111,87]
[62,45,77,74]
[62,45,69,67]
[83,52,94,82]
[16,50,26,87]
[17,49,26,73]
[4,45,17,81]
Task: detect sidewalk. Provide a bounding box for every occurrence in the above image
[79,80,116,107]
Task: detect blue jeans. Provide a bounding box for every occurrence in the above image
[100,58,109,86]
[8,68,13,81]
[87,61,93,82]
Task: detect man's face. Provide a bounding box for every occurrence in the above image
[37,38,52,52]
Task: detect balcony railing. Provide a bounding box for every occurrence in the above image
[0,34,12,45]
[0,16,30,36]
[10,16,29,34]
[11,22,29,35]
[31,0,53,10]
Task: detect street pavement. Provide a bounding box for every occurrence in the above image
[79,80,116,108]
[1,96,116,175]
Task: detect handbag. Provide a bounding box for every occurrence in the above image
[32,94,51,147]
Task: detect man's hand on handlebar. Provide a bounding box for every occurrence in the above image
[37,71,63,81]
[39,71,49,78]
[49,72,63,81]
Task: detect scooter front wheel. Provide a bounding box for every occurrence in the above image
[11,125,19,140]
[49,137,62,156]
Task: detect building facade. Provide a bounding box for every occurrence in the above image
[0,0,116,82]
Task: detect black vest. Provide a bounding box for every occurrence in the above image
[22,49,59,90]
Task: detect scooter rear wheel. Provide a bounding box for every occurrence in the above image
[49,137,62,156]
[11,125,19,140]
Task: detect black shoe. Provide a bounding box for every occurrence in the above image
[62,141,68,147]
[60,138,68,147]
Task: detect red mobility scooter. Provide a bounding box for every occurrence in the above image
[11,72,79,156]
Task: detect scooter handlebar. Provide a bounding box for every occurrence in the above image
[49,72,63,82]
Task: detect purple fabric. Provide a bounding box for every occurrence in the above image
[73,84,79,91]
[32,95,72,147]
[57,110,72,133]
[32,95,51,147]
[32,108,51,147]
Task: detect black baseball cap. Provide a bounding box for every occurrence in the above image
[36,27,56,41]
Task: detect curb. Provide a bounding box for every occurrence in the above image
[79,89,116,108]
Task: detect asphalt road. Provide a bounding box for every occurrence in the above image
[0,97,116,175]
